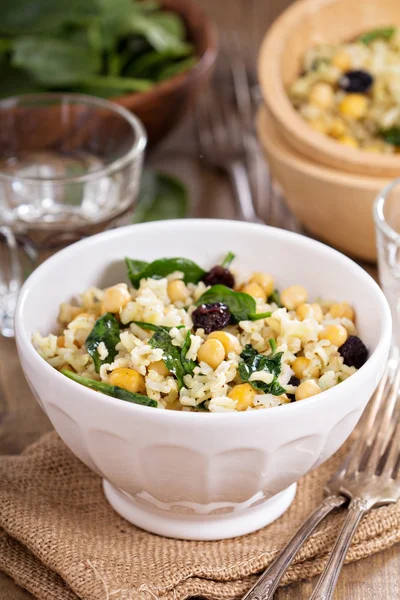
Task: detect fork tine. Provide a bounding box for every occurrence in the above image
[194,88,218,154]
[363,365,400,476]
[344,362,392,476]
[222,31,253,128]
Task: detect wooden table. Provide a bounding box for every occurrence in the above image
[1,0,400,598]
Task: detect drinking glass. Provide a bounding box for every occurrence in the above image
[374,177,400,347]
[0,93,146,337]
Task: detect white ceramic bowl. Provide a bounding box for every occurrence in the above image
[15,220,391,540]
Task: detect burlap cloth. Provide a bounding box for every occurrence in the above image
[0,433,399,600]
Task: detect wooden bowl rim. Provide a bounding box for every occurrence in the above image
[256,104,392,188]
[257,0,400,175]
[112,0,218,107]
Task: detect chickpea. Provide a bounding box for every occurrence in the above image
[329,302,355,321]
[292,357,311,379]
[148,361,170,377]
[57,335,65,348]
[197,339,225,370]
[328,118,347,139]
[109,368,146,394]
[319,324,348,347]
[281,285,308,311]
[310,119,328,134]
[249,272,274,297]
[339,94,368,120]
[241,282,266,302]
[292,357,320,379]
[338,135,359,148]
[309,82,334,109]
[103,284,131,313]
[296,303,312,321]
[228,383,256,411]
[167,280,188,303]
[208,331,241,355]
[332,50,352,71]
[295,380,322,401]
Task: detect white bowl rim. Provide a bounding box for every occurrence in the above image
[15,218,392,421]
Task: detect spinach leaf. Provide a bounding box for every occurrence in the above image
[359,27,395,45]
[268,289,282,307]
[133,170,189,223]
[196,285,271,323]
[0,0,99,35]
[125,257,205,288]
[61,369,157,407]
[131,321,185,332]
[239,344,286,396]
[79,75,152,96]
[381,127,400,146]
[221,252,235,268]
[155,56,196,81]
[148,327,196,387]
[85,313,121,373]
[127,12,193,55]
[12,36,101,86]
[180,330,197,375]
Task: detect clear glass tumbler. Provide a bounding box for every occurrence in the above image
[374,177,400,347]
[0,93,146,337]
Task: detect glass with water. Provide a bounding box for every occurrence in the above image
[374,177,400,347]
[0,94,146,337]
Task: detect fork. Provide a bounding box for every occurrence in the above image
[241,358,399,600]
[194,32,263,224]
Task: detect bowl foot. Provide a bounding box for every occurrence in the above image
[103,480,297,540]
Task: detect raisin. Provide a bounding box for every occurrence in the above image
[192,302,231,334]
[202,266,235,288]
[287,375,300,402]
[339,70,373,94]
[339,335,368,369]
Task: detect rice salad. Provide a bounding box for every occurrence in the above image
[289,26,400,153]
[33,253,368,412]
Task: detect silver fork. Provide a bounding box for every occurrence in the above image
[242,358,400,600]
[194,32,263,224]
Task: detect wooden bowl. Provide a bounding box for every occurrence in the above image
[258,0,400,178]
[256,104,400,262]
[115,0,217,148]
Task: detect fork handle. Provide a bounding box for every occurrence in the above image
[309,497,368,600]
[241,495,346,600]
[226,161,263,224]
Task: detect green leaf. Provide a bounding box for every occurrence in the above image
[196,285,271,323]
[133,170,189,223]
[358,27,396,45]
[221,252,235,269]
[80,74,152,96]
[156,56,196,81]
[127,12,193,54]
[180,330,197,375]
[150,12,186,40]
[0,61,45,97]
[131,321,185,332]
[11,36,101,86]
[148,327,195,388]
[61,369,157,407]
[85,313,121,373]
[123,49,178,79]
[125,256,205,288]
[268,289,282,307]
[381,127,400,146]
[238,344,285,396]
[0,0,99,35]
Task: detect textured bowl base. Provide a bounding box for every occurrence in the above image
[103,480,297,540]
